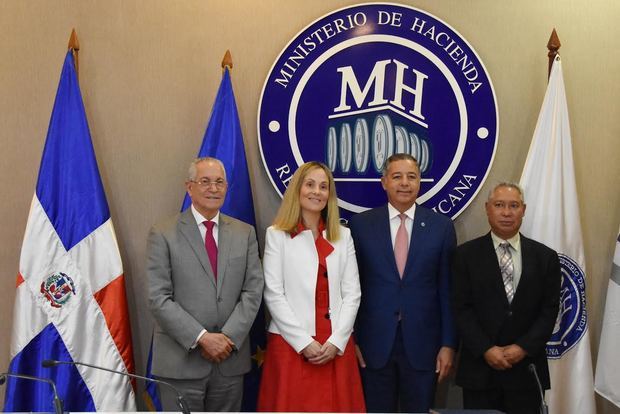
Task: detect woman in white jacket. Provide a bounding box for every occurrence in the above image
[257,161,365,412]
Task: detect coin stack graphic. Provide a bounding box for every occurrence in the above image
[326,113,431,175]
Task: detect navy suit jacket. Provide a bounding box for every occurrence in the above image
[349,204,457,370]
[451,233,561,390]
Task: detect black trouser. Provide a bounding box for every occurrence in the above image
[463,386,543,414]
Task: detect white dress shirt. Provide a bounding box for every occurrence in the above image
[190,205,219,246]
[387,202,416,248]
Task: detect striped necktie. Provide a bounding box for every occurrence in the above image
[499,242,514,303]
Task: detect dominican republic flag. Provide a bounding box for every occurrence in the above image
[595,228,620,407]
[3,50,136,411]
[519,55,595,414]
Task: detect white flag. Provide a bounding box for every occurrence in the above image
[594,228,620,407]
[519,55,596,414]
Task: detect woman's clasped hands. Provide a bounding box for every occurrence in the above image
[302,340,339,365]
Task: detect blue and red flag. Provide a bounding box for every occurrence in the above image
[4,50,136,411]
[179,66,255,223]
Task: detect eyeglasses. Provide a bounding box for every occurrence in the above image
[491,201,523,210]
[191,178,226,189]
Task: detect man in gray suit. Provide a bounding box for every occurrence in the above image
[147,157,264,411]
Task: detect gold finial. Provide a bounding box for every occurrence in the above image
[221,50,233,71]
[68,28,80,78]
[547,29,561,79]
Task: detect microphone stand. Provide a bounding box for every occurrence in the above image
[0,372,63,414]
[528,363,549,414]
[42,359,190,414]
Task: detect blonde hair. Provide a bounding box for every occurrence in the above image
[273,162,341,241]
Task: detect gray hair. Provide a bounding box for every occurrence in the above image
[487,182,525,203]
[382,153,420,177]
[187,157,227,181]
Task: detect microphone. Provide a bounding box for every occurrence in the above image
[42,359,190,414]
[528,363,549,414]
[0,372,63,414]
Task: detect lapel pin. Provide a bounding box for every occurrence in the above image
[421,222,426,227]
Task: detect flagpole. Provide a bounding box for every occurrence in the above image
[547,29,561,79]
[519,30,597,414]
[68,28,80,79]
[214,48,265,411]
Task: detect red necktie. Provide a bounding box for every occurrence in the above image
[204,220,217,280]
[394,213,409,278]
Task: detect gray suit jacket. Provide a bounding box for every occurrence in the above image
[147,209,264,379]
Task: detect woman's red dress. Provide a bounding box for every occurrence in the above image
[257,228,366,412]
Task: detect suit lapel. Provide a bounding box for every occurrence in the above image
[513,234,532,304]
[405,205,427,279]
[482,233,511,307]
[178,209,216,287]
[216,214,233,294]
[376,205,400,280]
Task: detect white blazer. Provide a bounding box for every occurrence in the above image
[263,225,361,354]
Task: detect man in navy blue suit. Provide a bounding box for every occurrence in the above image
[349,153,457,413]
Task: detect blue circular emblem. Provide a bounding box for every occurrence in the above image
[546,254,588,358]
[258,3,498,220]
